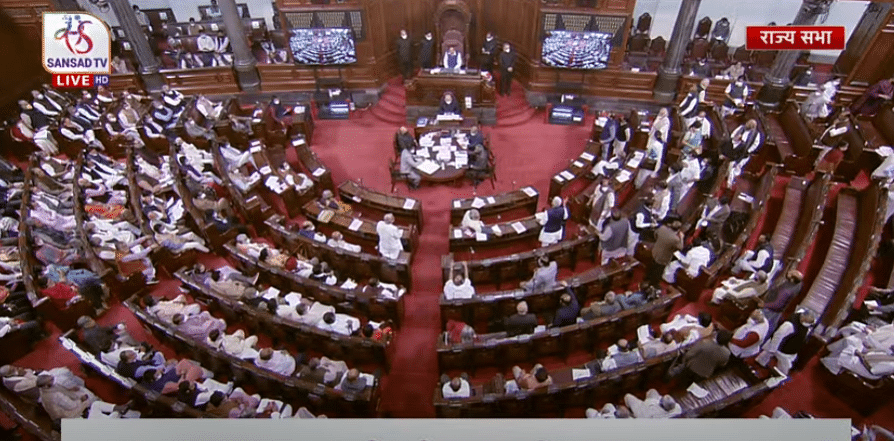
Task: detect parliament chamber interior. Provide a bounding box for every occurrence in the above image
[2,0,894,438]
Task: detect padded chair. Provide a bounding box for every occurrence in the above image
[635,13,652,35]
[732,45,752,65]
[441,29,465,67]
[389,158,408,192]
[695,17,713,39]
[687,38,710,62]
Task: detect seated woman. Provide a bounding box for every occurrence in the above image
[438,92,461,116]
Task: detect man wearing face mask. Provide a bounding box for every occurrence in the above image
[443,46,463,71]
[418,32,435,69]
[396,29,413,80]
[265,96,293,133]
[30,90,62,117]
[497,43,517,96]
[729,310,770,358]
[722,76,749,117]
[480,32,498,73]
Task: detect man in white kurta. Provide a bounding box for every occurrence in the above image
[376,214,404,260]
[729,310,770,358]
[662,240,712,283]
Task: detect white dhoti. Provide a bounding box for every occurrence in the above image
[539,228,563,247]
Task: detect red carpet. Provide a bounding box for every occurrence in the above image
[7,78,894,431]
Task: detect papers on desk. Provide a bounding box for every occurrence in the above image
[476,233,487,242]
[454,151,468,167]
[627,151,644,168]
[415,148,430,158]
[554,175,565,183]
[439,137,453,147]
[452,228,462,239]
[250,145,262,153]
[348,219,363,231]
[470,197,486,209]
[572,160,585,168]
[453,200,461,208]
[403,198,416,210]
[430,68,441,74]
[416,160,440,175]
[317,209,334,223]
[312,168,326,177]
[486,196,496,204]
[292,138,305,146]
[687,382,710,398]
[572,368,591,381]
[673,251,686,261]
[522,187,538,197]
[595,116,608,127]
[511,222,526,234]
[490,225,501,236]
[351,195,362,203]
[615,169,632,183]
[436,148,452,162]
[737,193,754,204]
[559,170,575,180]
[259,166,272,175]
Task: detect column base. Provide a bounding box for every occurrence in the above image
[234,63,261,92]
[653,68,682,103]
[139,71,165,92]
[755,80,790,111]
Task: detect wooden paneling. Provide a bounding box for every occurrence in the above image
[0,1,53,112]
[161,67,242,95]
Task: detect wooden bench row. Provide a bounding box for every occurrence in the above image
[0,385,58,441]
[441,233,598,288]
[174,268,392,370]
[264,214,412,289]
[226,243,405,327]
[439,260,639,329]
[437,287,681,372]
[676,166,777,300]
[124,296,381,417]
[339,180,423,229]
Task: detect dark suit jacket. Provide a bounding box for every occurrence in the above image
[552,288,580,327]
[498,51,517,72]
[683,339,730,378]
[396,37,412,62]
[652,226,683,265]
[504,313,538,336]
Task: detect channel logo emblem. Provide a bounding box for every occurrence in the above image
[42,12,112,88]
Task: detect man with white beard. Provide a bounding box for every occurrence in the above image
[729,310,770,358]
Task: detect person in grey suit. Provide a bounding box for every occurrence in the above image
[674,330,732,383]
[399,147,423,189]
[610,339,643,368]
[581,291,622,320]
[521,255,558,293]
[698,195,731,238]
[504,301,538,337]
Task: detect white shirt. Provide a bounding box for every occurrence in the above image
[730,318,769,358]
[376,221,403,259]
[678,246,712,277]
[441,379,471,398]
[255,350,297,376]
[444,278,475,300]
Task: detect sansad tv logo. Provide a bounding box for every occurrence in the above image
[42,12,112,88]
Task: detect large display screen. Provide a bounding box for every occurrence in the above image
[289,28,357,65]
[541,30,612,70]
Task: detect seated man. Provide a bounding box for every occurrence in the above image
[662,238,713,284]
[617,290,650,310]
[336,368,368,395]
[661,312,715,343]
[36,375,140,421]
[581,291,622,320]
[207,329,259,360]
[116,349,166,380]
[440,374,471,399]
[709,271,769,305]
[326,231,361,253]
[171,312,226,341]
[145,294,201,323]
[821,322,894,380]
[510,364,551,390]
[254,348,297,376]
[395,126,417,152]
[1,365,84,402]
[729,310,770,359]
[551,286,580,328]
[732,235,774,276]
[504,301,537,337]
[586,403,631,419]
[139,359,210,395]
[466,144,491,188]
[443,262,474,300]
[521,255,557,293]
[640,330,680,358]
[607,339,643,369]
[438,92,461,115]
[624,389,682,418]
